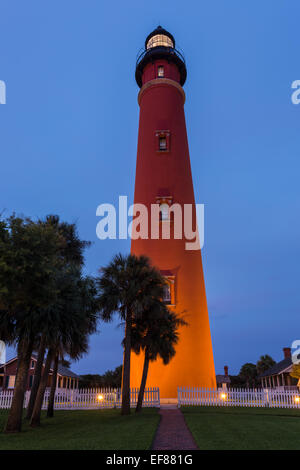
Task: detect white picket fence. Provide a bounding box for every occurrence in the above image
[0,387,160,410]
[178,387,300,408]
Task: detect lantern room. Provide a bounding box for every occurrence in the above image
[135,26,187,88]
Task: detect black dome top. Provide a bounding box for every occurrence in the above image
[145,26,175,49]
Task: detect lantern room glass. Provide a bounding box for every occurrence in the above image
[146,34,174,49]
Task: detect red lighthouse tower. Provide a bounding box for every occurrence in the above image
[130,27,216,398]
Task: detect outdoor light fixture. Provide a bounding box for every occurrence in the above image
[294,396,300,404]
[220,393,227,400]
[97,394,104,401]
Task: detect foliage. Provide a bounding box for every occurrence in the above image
[239,363,258,388]
[290,364,300,380]
[0,215,62,345]
[97,253,166,415]
[0,214,98,432]
[256,355,276,375]
[131,303,187,412]
[79,365,122,389]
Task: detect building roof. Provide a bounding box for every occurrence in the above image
[3,354,79,379]
[56,363,79,379]
[259,357,292,378]
[216,374,231,384]
[31,354,79,379]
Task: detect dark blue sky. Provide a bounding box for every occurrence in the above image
[1,1,299,375]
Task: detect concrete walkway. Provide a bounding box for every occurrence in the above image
[152,407,198,450]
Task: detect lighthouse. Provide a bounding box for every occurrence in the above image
[130,26,216,398]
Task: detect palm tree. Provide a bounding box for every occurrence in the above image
[47,352,59,418]
[26,216,91,422]
[30,272,98,426]
[131,304,187,412]
[30,348,54,427]
[256,355,276,375]
[0,216,61,433]
[25,334,46,420]
[0,215,92,432]
[97,254,166,415]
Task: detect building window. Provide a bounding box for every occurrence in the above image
[29,375,33,388]
[30,360,35,369]
[8,375,15,388]
[157,66,164,78]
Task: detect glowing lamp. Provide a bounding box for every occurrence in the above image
[220,393,227,400]
[295,396,300,404]
[97,394,104,401]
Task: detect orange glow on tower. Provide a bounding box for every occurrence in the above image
[130,26,216,398]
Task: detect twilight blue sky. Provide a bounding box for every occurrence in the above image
[1,1,299,375]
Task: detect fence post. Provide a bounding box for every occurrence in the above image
[264,388,269,407]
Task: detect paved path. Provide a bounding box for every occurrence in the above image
[152,408,198,450]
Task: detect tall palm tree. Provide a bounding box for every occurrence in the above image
[26,216,91,421]
[131,304,187,412]
[97,254,166,415]
[47,352,59,418]
[30,348,54,427]
[25,334,46,420]
[0,216,61,433]
[30,273,98,426]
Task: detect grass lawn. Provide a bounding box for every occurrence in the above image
[0,408,160,450]
[182,406,300,450]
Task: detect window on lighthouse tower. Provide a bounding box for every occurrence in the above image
[159,136,167,151]
[163,284,171,305]
[157,66,164,78]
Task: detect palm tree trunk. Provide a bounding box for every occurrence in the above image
[5,337,34,433]
[30,348,53,427]
[121,309,131,415]
[47,352,58,418]
[25,333,46,420]
[135,347,150,413]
